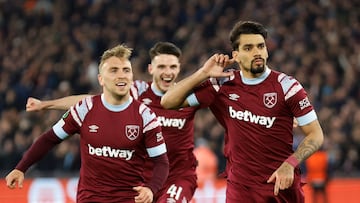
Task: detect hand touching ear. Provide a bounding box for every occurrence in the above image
[201,54,236,78]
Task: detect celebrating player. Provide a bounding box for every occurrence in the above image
[6,44,169,203]
[25,42,201,203]
[161,21,324,202]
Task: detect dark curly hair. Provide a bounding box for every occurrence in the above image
[229,21,268,51]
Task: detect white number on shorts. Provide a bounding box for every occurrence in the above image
[166,184,183,200]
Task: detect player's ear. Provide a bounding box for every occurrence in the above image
[232,51,239,62]
[98,74,104,86]
[148,64,153,74]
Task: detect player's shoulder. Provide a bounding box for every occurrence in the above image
[270,70,299,85]
[85,94,99,102]
[77,94,100,110]
[133,80,151,89]
[131,80,151,98]
[137,101,158,125]
[132,98,154,112]
[269,70,306,97]
[120,97,156,120]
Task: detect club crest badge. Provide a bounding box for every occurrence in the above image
[263,93,277,108]
[126,125,140,140]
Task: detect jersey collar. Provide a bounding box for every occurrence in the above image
[151,82,165,97]
[240,66,271,85]
[101,94,133,112]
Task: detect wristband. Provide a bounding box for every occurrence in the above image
[285,155,299,167]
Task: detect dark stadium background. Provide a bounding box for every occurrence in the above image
[0,0,359,202]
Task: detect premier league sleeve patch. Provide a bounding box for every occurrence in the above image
[62,110,70,119]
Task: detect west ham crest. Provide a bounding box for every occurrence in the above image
[126,125,140,140]
[263,93,277,108]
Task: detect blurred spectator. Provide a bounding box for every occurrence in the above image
[305,147,333,203]
[193,145,218,186]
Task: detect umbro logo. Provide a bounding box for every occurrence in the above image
[89,125,99,133]
[229,93,240,101]
[142,98,152,105]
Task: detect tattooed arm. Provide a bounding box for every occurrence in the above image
[267,119,324,195]
[294,119,324,164]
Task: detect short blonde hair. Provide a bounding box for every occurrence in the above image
[99,44,133,72]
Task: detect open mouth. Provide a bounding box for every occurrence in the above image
[162,77,173,84]
[116,82,126,87]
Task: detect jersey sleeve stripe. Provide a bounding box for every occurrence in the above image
[209,78,220,91]
[284,83,303,101]
[139,104,157,125]
[70,106,82,127]
[146,143,167,157]
[132,80,149,98]
[130,85,139,100]
[143,120,160,132]
[85,96,93,110]
[186,93,199,106]
[296,110,318,126]
[139,103,161,132]
[75,99,90,122]
[279,74,298,95]
[52,119,69,140]
[278,73,286,82]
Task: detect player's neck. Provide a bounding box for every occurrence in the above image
[151,82,166,96]
[103,92,131,105]
[241,66,269,79]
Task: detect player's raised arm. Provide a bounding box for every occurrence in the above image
[26,95,91,111]
[5,129,64,190]
[161,54,234,109]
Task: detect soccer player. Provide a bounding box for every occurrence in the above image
[25,42,200,203]
[6,44,169,203]
[161,21,324,202]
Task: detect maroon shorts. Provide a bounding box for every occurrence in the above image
[226,179,305,203]
[155,174,197,203]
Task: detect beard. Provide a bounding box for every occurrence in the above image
[250,59,265,74]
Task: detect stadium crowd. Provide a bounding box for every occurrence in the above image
[0,0,359,178]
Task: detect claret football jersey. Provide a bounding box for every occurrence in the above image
[131,81,199,180]
[52,94,166,202]
[188,67,317,188]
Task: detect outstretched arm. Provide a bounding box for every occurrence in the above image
[267,119,324,195]
[26,95,91,111]
[161,54,234,109]
[6,130,63,189]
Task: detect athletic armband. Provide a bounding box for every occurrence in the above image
[285,155,299,167]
